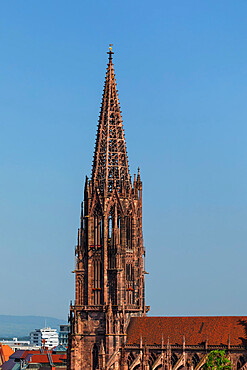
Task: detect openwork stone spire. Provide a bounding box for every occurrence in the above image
[92,47,131,193]
[68,47,146,370]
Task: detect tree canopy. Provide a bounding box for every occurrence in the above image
[203,350,231,370]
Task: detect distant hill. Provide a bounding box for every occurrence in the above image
[0,315,67,338]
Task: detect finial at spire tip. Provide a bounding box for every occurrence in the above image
[107,44,114,60]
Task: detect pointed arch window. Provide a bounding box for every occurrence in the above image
[108,203,122,269]
[117,214,121,243]
[77,277,83,306]
[92,343,99,370]
[93,204,103,248]
[92,259,102,305]
[126,263,134,305]
[109,276,117,305]
[126,216,132,250]
[108,206,115,269]
[108,215,113,240]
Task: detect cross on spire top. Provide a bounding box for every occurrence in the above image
[107,44,114,60]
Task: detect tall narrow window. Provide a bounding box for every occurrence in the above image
[94,215,97,248]
[126,263,134,305]
[108,209,115,269]
[108,216,112,239]
[92,259,101,305]
[92,344,98,370]
[97,217,102,246]
[77,277,82,305]
[126,216,132,250]
[94,214,103,248]
[109,275,117,305]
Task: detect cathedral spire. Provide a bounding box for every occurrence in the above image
[92,46,131,193]
[68,48,146,370]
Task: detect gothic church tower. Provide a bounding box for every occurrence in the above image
[68,47,147,370]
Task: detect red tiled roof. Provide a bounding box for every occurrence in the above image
[51,354,66,363]
[30,353,65,364]
[59,354,67,360]
[0,344,14,363]
[127,316,247,346]
[30,354,49,363]
[20,350,41,359]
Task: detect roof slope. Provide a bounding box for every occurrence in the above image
[0,344,14,363]
[1,359,16,370]
[30,353,65,364]
[127,316,247,346]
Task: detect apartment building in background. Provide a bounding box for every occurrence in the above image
[30,327,59,348]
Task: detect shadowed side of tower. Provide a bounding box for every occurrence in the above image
[67,47,147,370]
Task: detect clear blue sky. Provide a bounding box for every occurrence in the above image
[1,1,247,320]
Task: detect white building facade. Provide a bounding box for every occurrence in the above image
[0,338,39,351]
[30,327,59,348]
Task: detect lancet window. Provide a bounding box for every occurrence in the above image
[92,344,99,370]
[108,215,113,240]
[126,216,132,250]
[108,210,115,270]
[109,274,117,305]
[126,264,134,281]
[93,208,103,248]
[126,263,134,305]
[77,277,83,305]
[108,203,122,269]
[92,259,102,305]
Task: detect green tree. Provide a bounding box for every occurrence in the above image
[203,350,231,370]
